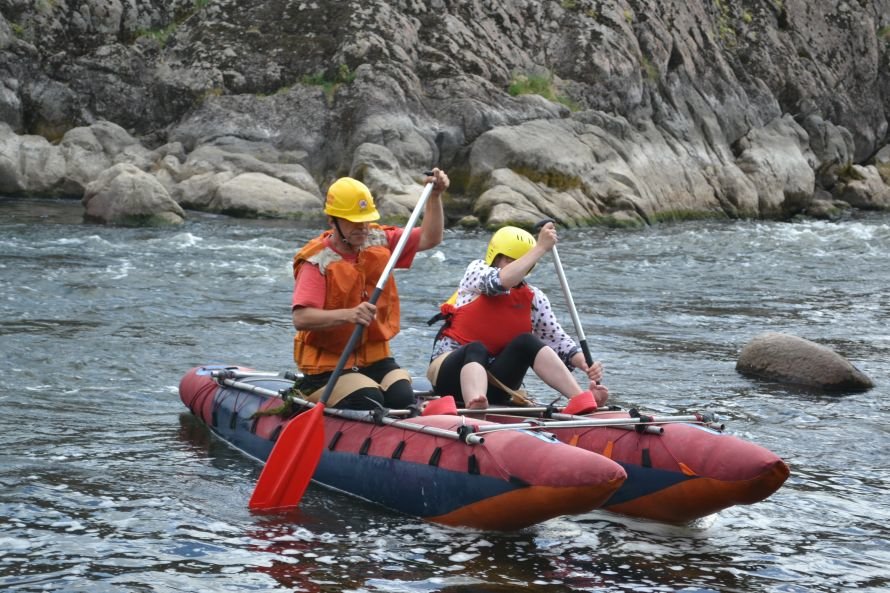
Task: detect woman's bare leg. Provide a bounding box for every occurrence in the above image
[531,347,583,397]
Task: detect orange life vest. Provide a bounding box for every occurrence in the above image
[293,227,401,374]
[439,284,534,355]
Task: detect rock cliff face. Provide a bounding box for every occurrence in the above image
[0,0,888,226]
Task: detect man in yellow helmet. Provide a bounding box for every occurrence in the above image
[427,222,608,410]
[291,170,449,410]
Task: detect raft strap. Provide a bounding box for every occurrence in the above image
[467,454,480,475]
[429,447,442,467]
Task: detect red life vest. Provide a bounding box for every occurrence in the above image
[440,284,534,355]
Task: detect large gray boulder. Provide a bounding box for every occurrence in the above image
[737,332,874,392]
[209,172,323,218]
[836,165,890,210]
[58,121,147,195]
[83,163,185,226]
[0,123,66,195]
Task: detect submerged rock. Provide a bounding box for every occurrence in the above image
[736,332,874,392]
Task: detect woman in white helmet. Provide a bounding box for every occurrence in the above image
[427,222,608,410]
[291,170,449,410]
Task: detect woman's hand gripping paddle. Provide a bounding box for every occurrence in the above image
[248,180,436,512]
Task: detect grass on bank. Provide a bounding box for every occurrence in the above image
[300,64,356,104]
[508,72,581,111]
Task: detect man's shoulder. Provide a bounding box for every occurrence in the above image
[367,225,392,247]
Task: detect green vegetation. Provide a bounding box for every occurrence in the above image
[714,0,736,45]
[258,84,296,98]
[136,0,211,47]
[513,167,583,192]
[337,64,356,84]
[508,71,581,111]
[560,0,597,19]
[879,25,890,41]
[199,86,224,101]
[138,22,177,45]
[640,55,659,82]
[302,64,356,87]
[10,22,24,36]
[837,162,866,182]
[598,214,645,229]
[509,72,556,100]
[598,207,735,229]
[652,208,731,223]
[301,64,356,103]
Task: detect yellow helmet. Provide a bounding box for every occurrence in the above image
[485,226,536,266]
[324,177,380,222]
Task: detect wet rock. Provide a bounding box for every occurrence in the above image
[83,163,185,226]
[737,332,874,392]
[836,165,890,210]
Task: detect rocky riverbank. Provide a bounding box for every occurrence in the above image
[1,0,888,227]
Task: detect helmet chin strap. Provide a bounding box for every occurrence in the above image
[333,219,357,250]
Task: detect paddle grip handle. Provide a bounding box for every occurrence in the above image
[533,218,556,232]
[580,340,593,367]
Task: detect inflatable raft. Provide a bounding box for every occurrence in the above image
[179,365,627,531]
[469,408,790,523]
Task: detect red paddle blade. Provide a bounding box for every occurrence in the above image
[248,404,326,511]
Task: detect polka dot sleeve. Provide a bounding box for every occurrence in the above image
[454,259,507,305]
[530,285,581,368]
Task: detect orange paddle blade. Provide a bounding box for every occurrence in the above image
[248,404,326,511]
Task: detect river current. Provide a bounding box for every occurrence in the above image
[1,197,888,593]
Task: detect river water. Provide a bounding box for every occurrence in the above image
[1,197,888,593]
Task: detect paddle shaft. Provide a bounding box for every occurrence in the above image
[550,243,592,365]
[469,413,719,434]
[317,181,435,406]
[533,218,592,366]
